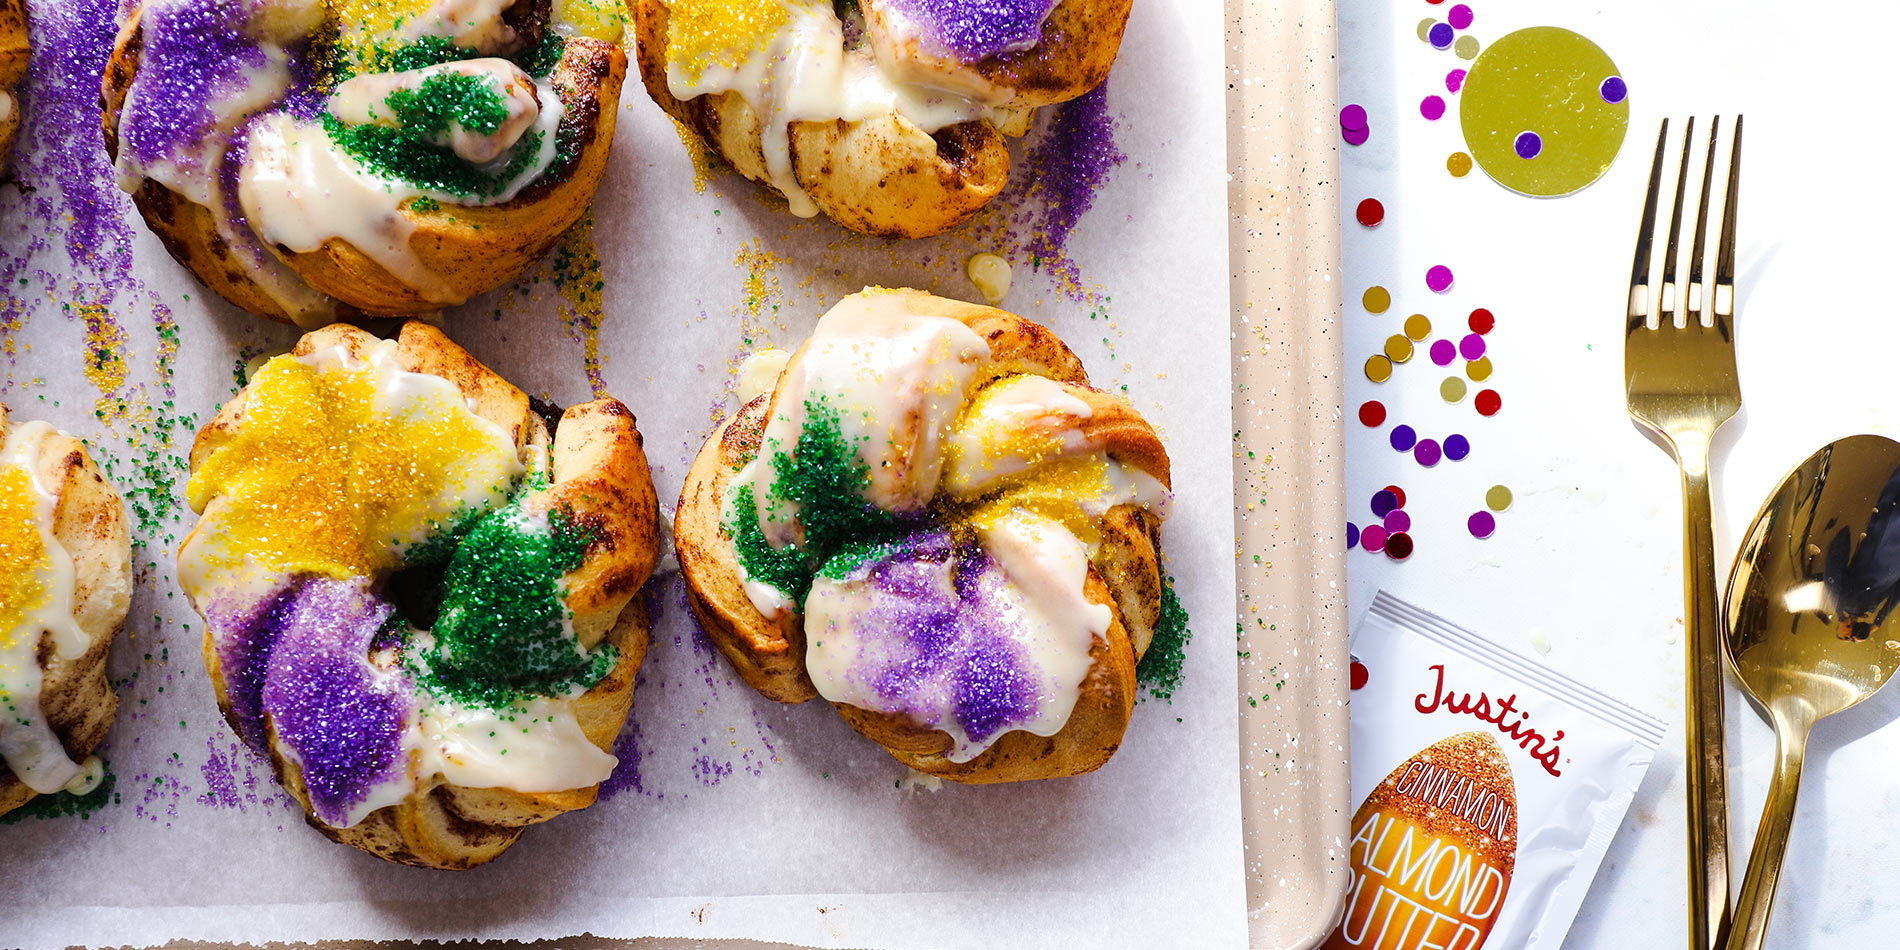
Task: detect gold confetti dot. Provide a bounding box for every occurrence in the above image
[1417,17,1437,42]
[1466,356,1493,381]
[1486,484,1514,512]
[1455,35,1480,59]
[1365,355,1393,382]
[1404,313,1431,341]
[1384,335,1414,363]
[1440,376,1467,403]
[1363,286,1391,314]
[1447,151,1473,177]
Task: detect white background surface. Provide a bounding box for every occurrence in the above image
[1340,0,1900,946]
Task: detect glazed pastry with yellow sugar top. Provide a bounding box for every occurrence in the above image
[102,0,628,326]
[0,406,133,819]
[0,0,24,169]
[676,288,1174,782]
[179,322,659,868]
[632,0,1132,237]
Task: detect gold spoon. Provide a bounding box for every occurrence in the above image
[1724,435,1900,949]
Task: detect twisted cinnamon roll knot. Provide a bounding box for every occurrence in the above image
[0,406,133,819]
[632,0,1132,237]
[102,0,628,325]
[677,288,1172,782]
[180,323,659,868]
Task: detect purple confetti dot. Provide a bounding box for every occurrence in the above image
[1430,339,1457,366]
[1343,124,1370,146]
[1429,22,1454,49]
[1515,131,1543,159]
[1340,104,1368,131]
[1459,333,1486,361]
[1600,76,1628,104]
[1346,522,1360,549]
[1414,438,1443,467]
[1444,434,1471,461]
[1469,510,1497,539]
[1383,509,1412,533]
[1390,424,1418,452]
[1426,265,1455,294]
[1420,95,1446,121]
[1448,4,1473,29]
[1361,524,1390,554]
[1446,69,1467,94]
[1371,490,1398,518]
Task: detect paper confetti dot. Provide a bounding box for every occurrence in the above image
[1359,401,1387,426]
[1440,376,1467,403]
[1429,22,1455,49]
[1447,151,1473,177]
[1459,27,1628,196]
[1414,438,1443,467]
[1340,104,1368,131]
[1459,333,1487,361]
[1350,661,1369,690]
[1447,69,1467,93]
[1444,433,1470,460]
[1365,355,1393,382]
[1385,532,1415,560]
[1469,308,1495,334]
[1385,334,1415,363]
[1515,130,1543,159]
[1390,425,1418,452]
[1468,511,1497,539]
[1475,389,1502,415]
[1417,17,1438,42]
[1343,125,1370,146]
[1356,198,1385,227]
[1454,34,1480,59]
[1430,339,1457,366]
[1383,509,1412,533]
[1426,265,1455,293]
[1361,524,1390,554]
[1448,4,1473,29]
[1466,356,1493,381]
[1486,484,1513,511]
[1370,490,1398,518]
[1346,522,1360,549]
[1384,485,1407,508]
[1421,95,1447,121]
[1404,314,1432,341]
[1363,285,1391,313]
[1600,75,1628,104]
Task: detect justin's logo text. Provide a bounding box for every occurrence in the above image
[1414,664,1564,777]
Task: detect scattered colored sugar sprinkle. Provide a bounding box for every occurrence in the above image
[1416,18,1437,43]
[1447,69,1467,93]
[1455,35,1480,59]
[1343,125,1369,146]
[1448,4,1473,29]
[1346,522,1360,549]
[551,210,612,398]
[1137,581,1192,701]
[1600,76,1628,104]
[1515,131,1544,159]
[1356,198,1385,228]
[1421,96,1447,121]
[1430,339,1457,366]
[1426,265,1455,293]
[1384,334,1414,363]
[1383,510,1412,533]
[1440,377,1467,403]
[1466,357,1494,381]
[878,0,1064,62]
[1365,355,1393,383]
[1448,151,1473,177]
[1370,490,1397,519]
[1018,85,1128,296]
[1384,532,1415,560]
[1459,333,1487,361]
[1361,525,1389,554]
[1469,308,1495,334]
[1444,434,1471,461]
[1468,511,1497,539]
[1384,485,1406,508]
[1475,389,1502,415]
[1390,425,1417,452]
[1363,286,1391,313]
[1414,439,1443,467]
[1359,401,1387,427]
[1404,314,1431,341]
[1486,484,1514,511]
[1340,104,1368,131]
[1429,22,1454,49]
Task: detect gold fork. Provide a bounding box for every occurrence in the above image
[1625,115,1744,950]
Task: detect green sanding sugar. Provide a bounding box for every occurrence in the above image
[323,113,544,200]
[1137,579,1191,701]
[0,767,117,824]
[384,72,511,137]
[522,32,568,77]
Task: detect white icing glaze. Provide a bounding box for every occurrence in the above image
[329,59,541,163]
[409,687,616,796]
[396,0,521,52]
[942,373,1094,493]
[734,346,791,404]
[0,421,94,794]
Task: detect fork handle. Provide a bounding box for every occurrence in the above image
[1679,453,1734,950]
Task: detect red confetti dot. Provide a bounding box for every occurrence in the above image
[1475,389,1502,415]
[1358,400,1387,426]
[1384,484,1406,508]
[1385,532,1415,560]
[1469,308,1495,334]
[1350,661,1369,690]
[1356,198,1385,228]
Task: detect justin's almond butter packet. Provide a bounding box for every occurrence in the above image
[1327,592,1663,950]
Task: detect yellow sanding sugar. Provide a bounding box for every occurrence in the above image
[663,0,788,82]
[0,466,52,648]
[325,0,431,64]
[958,455,1120,549]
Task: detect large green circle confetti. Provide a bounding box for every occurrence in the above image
[1459,27,1629,197]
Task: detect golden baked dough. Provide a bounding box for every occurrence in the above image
[101,0,627,324]
[183,323,660,867]
[0,0,25,169]
[0,406,134,818]
[675,288,1171,783]
[631,0,1132,237]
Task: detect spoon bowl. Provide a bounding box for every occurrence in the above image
[1723,434,1900,949]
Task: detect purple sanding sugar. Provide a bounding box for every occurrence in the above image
[880,0,1062,62]
[1019,85,1127,296]
[206,584,302,750]
[121,0,267,168]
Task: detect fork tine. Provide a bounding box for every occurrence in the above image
[1629,119,1670,328]
[1687,117,1721,326]
[1659,117,1696,328]
[1715,116,1744,321]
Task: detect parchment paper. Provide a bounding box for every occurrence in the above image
[0,0,1243,946]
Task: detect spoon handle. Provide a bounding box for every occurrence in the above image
[1727,712,1812,950]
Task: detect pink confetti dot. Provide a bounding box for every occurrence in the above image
[1420,95,1446,121]
[1340,104,1368,131]
[1383,509,1412,533]
[1361,524,1390,553]
[1430,339,1457,366]
[1459,333,1486,361]
[1446,69,1467,94]
[1426,265,1455,293]
[1448,4,1473,29]
[1468,510,1497,539]
[1343,125,1370,146]
[1414,438,1443,467]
